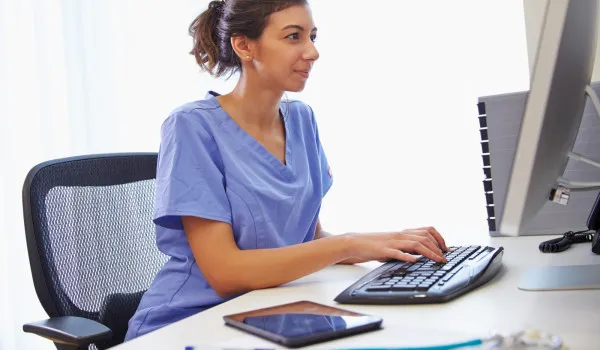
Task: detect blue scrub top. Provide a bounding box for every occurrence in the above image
[125,92,333,341]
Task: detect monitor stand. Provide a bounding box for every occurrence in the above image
[518,264,600,291]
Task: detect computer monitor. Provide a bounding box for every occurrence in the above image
[487,0,600,292]
[499,0,600,236]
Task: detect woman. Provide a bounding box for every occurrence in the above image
[125,0,449,341]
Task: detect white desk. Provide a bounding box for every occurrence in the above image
[115,236,600,349]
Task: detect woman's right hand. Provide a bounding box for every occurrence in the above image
[342,227,449,264]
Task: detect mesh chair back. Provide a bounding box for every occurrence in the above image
[22,153,168,349]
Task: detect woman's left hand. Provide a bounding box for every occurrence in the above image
[338,226,450,264]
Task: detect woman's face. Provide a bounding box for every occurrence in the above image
[250,5,319,92]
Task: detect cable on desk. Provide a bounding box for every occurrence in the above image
[538,230,594,253]
[331,338,484,350]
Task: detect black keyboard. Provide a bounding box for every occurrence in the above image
[334,245,504,304]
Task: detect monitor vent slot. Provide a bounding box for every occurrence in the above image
[478,102,496,231]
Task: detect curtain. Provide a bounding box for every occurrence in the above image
[0,1,529,349]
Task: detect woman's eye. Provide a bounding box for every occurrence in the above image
[286,33,300,40]
[310,34,317,42]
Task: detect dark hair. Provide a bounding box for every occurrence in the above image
[188,0,308,78]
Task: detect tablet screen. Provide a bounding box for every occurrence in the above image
[225,301,381,340]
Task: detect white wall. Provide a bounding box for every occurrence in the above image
[302,1,530,244]
[523,0,600,81]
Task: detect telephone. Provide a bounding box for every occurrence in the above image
[539,191,600,254]
[588,191,600,254]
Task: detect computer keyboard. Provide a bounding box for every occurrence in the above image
[334,245,504,304]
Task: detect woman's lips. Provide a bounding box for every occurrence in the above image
[296,71,310,78]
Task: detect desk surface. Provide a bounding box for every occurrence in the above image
[115,236,600,349]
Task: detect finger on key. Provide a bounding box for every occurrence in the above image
[395,240,446,263]
[420,226,449,252]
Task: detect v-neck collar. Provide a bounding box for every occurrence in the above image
[206,91,293,179]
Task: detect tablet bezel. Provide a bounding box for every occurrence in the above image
[222,300,383,348]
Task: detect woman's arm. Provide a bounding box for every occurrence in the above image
[314,220,370,265]
[183,216,448,299]
[183,216,352,298]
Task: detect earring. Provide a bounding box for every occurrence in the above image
[246,56,251,60]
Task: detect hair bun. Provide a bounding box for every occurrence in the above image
[209,0,225,13]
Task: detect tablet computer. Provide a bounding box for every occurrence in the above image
[223,300,383,348]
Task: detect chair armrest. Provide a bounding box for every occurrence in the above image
[23,316,112,347]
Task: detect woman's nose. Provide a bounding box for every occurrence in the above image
[304,42,319,61]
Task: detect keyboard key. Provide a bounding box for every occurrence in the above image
[442,274,455,282]
[391,285,414,291]
[440,264,456,271]
[367,285,391,292]
[469,249,489,261]
[443,267,463,281]
[394,262,411,269]
[407,265,421,272]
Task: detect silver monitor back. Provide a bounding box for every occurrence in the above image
[499,0,599,236]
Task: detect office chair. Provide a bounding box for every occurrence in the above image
[21,153,169,350]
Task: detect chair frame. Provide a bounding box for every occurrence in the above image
[21,153,158,349]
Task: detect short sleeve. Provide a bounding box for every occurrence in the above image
[153,112,231,230]
[309,106,333,198]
